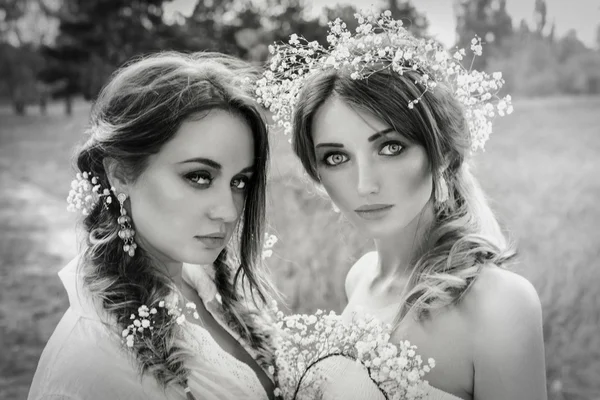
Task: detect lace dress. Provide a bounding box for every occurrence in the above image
[27,256,269,400]
[180,262,269,400]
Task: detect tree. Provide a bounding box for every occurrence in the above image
[487,33,560,96]
[41,0,177,107]
[548,20,556,43]
[454,0,513,69]
[0,0,58,46]
[554,29,588,63]
[183,0,242,55]
[0,0,58,115]
[533,0,547,35]
[262,0,327,45]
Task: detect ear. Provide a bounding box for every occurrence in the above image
[103,157,130,194]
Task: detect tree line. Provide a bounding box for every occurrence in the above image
[1,0,599,116]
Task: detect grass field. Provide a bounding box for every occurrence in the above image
[1,97,599,399]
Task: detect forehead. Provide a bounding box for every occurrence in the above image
[154,109,255,169]
[312,97,389,144]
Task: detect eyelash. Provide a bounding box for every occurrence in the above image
[185,172,250,191]
[321,141,405,167]
[186,171,213,187]
[379,141,405,156]
[231,176,250,191]
[322,153,348,167]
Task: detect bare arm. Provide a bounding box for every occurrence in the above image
[472,269,548,400]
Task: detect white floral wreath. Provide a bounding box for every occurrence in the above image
[255,9,513,152]
[272,306,436,400]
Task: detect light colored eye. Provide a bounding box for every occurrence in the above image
[380,143,403,156]
[232,177,248,190]
[325,153,348,166]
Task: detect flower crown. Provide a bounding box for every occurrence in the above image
[255,9,513,152]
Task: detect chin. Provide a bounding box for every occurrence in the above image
[357,219,411,239]
[178,247,224,266]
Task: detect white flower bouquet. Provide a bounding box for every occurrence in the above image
[272,308,435,400]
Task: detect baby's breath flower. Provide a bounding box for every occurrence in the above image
[66,172,113,215]
[120,299,203,349]
[256,9,511,152]
[272,303,434,399]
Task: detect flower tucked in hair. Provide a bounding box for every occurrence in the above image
[122,305,159,348]
[255,9,513,152]
[66,171,113,215]
[121,297,201,348]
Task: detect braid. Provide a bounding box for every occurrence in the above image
[82,186,195,394]
[71,51,275,398]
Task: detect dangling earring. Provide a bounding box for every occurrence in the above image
[435,175,449,205]
[116,193,137,257]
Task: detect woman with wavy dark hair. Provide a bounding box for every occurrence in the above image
[292,62,546,400]
[29,52,276,400]
[258,10,547,400]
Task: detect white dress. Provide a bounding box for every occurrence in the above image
[315,356,463,399]
[312,304,464,400]
[28,256,269,400]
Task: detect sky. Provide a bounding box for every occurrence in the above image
[164,0,600,48]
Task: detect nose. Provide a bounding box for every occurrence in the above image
[208,189,239,224]
[356,159,380,197]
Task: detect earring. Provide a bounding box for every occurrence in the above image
[435,175,449,204]
[116,193,137,257]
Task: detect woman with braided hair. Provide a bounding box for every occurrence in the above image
[28,52,276,400]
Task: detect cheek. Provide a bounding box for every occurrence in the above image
[389,156,433,207]
[128,174,201,237]
[319,169,353,209]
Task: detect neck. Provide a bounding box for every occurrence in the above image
[136,236,185,290]
[166,262,184,290]
[373,202,435,286]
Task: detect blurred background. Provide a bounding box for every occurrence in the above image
[0,0,599,399]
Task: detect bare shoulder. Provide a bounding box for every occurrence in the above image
[345,251,377,300]
[461,265,547,399]
[463,265,543,327]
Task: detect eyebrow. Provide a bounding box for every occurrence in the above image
[179,157,254,174]
[314,128,397,149]
[368,128,396,142]
[179,157,222,169]
[315,142,344,149]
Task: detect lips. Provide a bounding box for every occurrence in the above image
[354,204,394,221]
[355,204,394,212]
[194,232,226,249]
